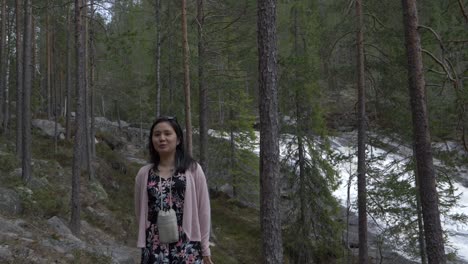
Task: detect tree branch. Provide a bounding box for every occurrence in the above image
[421,48,455,82]
[364,12,387,29]
[418,25,445,51]
[457,0,468,24]
[326,31,355,61]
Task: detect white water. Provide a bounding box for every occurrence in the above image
[328,133,468,262]
[209,129,468,262]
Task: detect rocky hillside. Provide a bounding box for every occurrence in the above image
[0,118,147,263]
[0,117,263,264]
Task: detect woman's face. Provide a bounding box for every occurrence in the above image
[152,121,179,157]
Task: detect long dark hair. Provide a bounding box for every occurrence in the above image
[148,116,195,174]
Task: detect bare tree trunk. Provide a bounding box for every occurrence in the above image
[181,0,192,155]
[167,1,174,112]
[197,0,208,173]
[46,9,51,119]
[54,68,58,153]
[346,160,353,264]
[139,94,143,143]
[15,0,23,157]
[401,1,446,263]
[257,0,283,262]
[88,0,96,172]
[218,90,224,125]
[31,15,35,84]
[155,0,161,116]
[71,0,86,235]
[229,108,236,198]
[3,7,11,135]
[101,95,105,117]
[65,6,71,140]
[414,162,428,264]
[0,0,6,131]
[115,99,121,131]
[22,0,32,183]
[82,1,93,180]
[355,0,368,263]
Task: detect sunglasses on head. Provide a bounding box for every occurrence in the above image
[156,116,177,122]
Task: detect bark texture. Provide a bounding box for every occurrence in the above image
[356,0,368,263]
[401,0,446,263]
[257,0,284,262]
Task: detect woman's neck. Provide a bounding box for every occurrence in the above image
[158,155,175,169]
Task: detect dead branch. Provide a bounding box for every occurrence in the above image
[421,49,456,82]
[457,0,468,24]
[418,25,445,51]
[365,12,387,29]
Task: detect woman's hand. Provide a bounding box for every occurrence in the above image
[203,256,214,264]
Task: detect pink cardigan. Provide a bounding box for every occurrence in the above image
[134,163,211,256]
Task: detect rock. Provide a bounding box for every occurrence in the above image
[125,156,147,165]
[9,168,22,178]
[32,119,65,138]
[219,183,233,197]
[88,181,109,204]
[0,245,13,262]
[0,187,22,215]
[47,216,72,236]
[103,245,139,264]
[95,116,129,130]
[28,177,50,190]
[39,233,86,259]
[15,186,33,199]
[0,216,32,238]
[101,133,126,150]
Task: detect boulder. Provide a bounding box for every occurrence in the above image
[0,216,30,237]
[100,245,139,264]
[47,216,72,236]
[0,245,13,262]
[32,119,65,138]
[88,181,109,204]
[0,187,22,215]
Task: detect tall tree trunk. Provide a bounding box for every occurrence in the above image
[46,10,51,119]
[355,0,368,263]
[181,0,192,155]
[155,0,161,117]
[101,95,105,117]
[198,0,208,173]
[71,0,86,235]
[65,7,71,140]
[293,10,306,258]
[54,65,58,153]
[22,0,32,183]
[0,0,6,131]
[3,6,10,135]
[414,161,428,264]
[167,1,174,112]
[90,0,95,158]
[115,99,121,131]
[229,108,236,198]
[15,0,23,157]
[30,15,35,84]
[257,0,283,263]
[401,0,446,263]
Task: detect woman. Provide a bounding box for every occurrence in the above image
[134,116,214,264]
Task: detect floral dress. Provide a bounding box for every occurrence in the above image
[141,168,203,264]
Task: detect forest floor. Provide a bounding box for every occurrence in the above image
[0,122,262,263]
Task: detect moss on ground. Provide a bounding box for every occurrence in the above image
[72,249,112,264]
[210,195,261,264]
